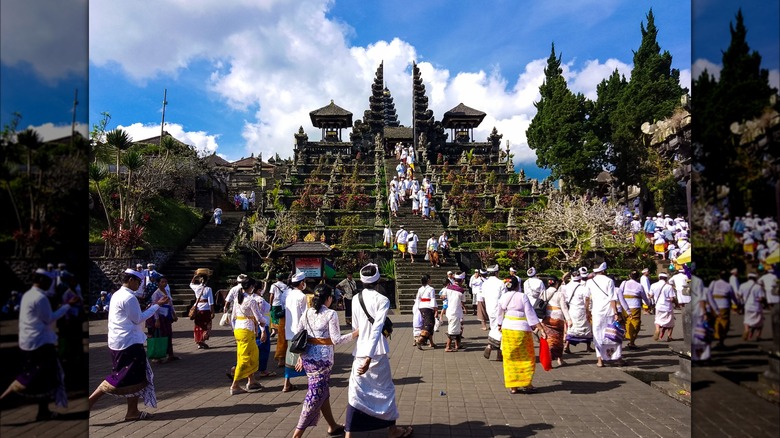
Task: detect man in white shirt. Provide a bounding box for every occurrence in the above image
[395,226,409,260]
[282,271,307,392]
[586,262,623,367]
[437,231,450,264]
[469,269,485,324]
[757,265,778,308]
[406,231,419,263]
[481,265,506,360]
[670,269,692,308]
[346,264,412,438]
[509,267,522,289]
[640,268,653,313]
[88,268,168,421]
[651,272,677,342]
[523,267,545,306]
[269,273,288,365]
[382,225,393,249]
[1,269,77,421]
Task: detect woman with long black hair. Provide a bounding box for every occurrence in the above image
[292,284,357,437]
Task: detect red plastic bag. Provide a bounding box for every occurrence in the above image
[538,337,553,371]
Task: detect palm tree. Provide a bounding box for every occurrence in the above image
[121,150,144,227]
[105,128,133,228]
[16,129,43,240]
[89,163,111,256]
[0,162,22,255]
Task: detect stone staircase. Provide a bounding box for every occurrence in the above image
[161,211,245,315]
[384,158,455,314]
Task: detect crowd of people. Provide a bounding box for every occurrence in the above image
[714,212,778,263]
[691,264,778,361]
[233,191,256,211]
[387,143,436,221]
[383,224,450,266]
[81,264,413,437]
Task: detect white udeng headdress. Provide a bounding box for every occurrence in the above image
[360,263,380,283]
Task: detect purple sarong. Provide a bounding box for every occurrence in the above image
[99,343,157,407]
[16,344,67,408]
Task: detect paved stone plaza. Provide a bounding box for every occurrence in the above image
[84,311,691,438]
[4,307,780,437]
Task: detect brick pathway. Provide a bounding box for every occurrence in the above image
[83,310,692,437]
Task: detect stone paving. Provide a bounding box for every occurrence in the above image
[83,310,692,438]
[4,306,779,437]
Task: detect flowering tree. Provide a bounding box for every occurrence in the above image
[520,195,631,267]
[237,208,298,290]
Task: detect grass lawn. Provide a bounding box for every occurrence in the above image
[89,197,205,250]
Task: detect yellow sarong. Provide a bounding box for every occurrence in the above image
[234,328,259,381]
[501,329,535,388]
[714,308,730,341]
[624,308,642,342]
[397,243,407,253]
[274,318,287,361]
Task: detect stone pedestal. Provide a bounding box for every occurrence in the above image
[667,303,692,391]
[762,304,780,389]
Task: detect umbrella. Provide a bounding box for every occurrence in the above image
[766,248,780,266]
[676,247,691,265]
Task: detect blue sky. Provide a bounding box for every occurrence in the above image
[2,1,775,183]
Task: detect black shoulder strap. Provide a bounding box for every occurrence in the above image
[357,292,375,324]
[567,284,580,306]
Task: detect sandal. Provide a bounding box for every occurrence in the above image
[125,411,152,421]
[257,371,277,378]
[509,388,519,394]
[230,387,247,395]
[246,382,263,391]
[445,348,455,352]
[389,425,413,438]
[327,425,346,436]
[282,384,298,393]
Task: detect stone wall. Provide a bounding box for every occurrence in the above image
[88,250,174,299]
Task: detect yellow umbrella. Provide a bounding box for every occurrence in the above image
[766,248,780,265]
[676,247,691,265]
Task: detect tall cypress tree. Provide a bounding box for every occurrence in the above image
[526,43,597,193]
[695,9,776,214]
[609,9,684,204]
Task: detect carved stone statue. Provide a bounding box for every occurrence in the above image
[531,179,539,194]
[322,194,332,210]
[284,166,292,183]
[315,208,324,227]
[518,168,525,182]
[474,169,480,183]
[442,192,449,208]
[494,193,502,209]
[448,205,458,228]
[506,207,517,228]
[459,150,468,164]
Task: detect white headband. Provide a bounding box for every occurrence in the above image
[360,263,381,283]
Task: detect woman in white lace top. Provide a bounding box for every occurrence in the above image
[229,279,266,395]
[292,285,358,437]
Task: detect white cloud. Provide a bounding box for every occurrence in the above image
[1,0,88,83]
[692,58,721,82]
[770,69,780,91]
[28,122,88,142]
[118,122,220,157]
[90,0,688,167]
[568,59,632,100]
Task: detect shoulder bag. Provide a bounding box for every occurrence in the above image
[358,292,393,339]
[189,286,205,320]
[533,289,554,319]
[289,309,312,354]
